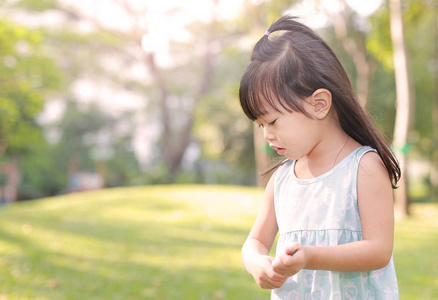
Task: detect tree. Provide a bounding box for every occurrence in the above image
[434,1,438,201]
[0,19,61,156]
[143,27,215,181]
[8,0,257,183]
[19,101,141,199]
[332,3,377,108]
[0,18,61,201]
[115,0,267,183]
[390,0,415,216]
[365,0,436,207]
[2,0,153,191]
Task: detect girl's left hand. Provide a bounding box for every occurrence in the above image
[272,243,306,277]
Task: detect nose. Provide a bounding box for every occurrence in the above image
[263,127,275,142]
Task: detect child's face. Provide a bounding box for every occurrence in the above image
[255,102,322,160]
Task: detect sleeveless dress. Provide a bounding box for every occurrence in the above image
[272,146,399,300]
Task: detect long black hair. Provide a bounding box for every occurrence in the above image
[239,15,400,188]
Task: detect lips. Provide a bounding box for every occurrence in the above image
[270,145,286,155]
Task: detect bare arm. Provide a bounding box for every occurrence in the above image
[273,152,394,275]
[241,172,286,289]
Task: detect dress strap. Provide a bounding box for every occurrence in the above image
[351,146,377,209]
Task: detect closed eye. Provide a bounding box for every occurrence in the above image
[268,119,276,126]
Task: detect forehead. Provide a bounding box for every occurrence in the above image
[254,105,284,122]
[252,90,288,116]
[239,61,308,121]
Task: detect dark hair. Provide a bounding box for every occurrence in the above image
[239,15,400,188]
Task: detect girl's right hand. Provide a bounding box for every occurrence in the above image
[250,254,288,289]
[272,244,306,278]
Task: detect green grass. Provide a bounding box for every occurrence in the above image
[394,203,438,299]
[0,185,270,300]
[0,185,436,299]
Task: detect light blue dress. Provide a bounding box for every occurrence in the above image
[272,146,399,300]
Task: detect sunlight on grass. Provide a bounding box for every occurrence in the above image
[394,203,438,300]
[0,185,436,299]
[0,185,270,300]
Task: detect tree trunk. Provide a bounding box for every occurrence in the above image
[0,140,7,157]
[145,52,172,167]
[167,116,195,181]
[390,0,414,217]
[144,2,217,182]
[0,156,20,203]
[432,4,438,201]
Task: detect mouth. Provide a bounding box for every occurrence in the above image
[270,145,286,155]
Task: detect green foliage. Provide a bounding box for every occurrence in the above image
[22,100,141,197]
[367,64,397,140]
[105,137,142,188]
[12,0,59,11]
[403,0,436,150]
[192,45,257,185]
[19,144,68,199]
[367,3,394,72]
[365,0,436,159]
[1,0,436,196]
[0,1,148,195]
[55,100,114,155]
[19,134,142,199]
[0,186,436,299]
[237,0,298,31]
[0,18,62,154]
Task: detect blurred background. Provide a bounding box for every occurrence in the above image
[1,1,437,299]
[0,0,436,212]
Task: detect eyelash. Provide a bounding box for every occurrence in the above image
[258,119,276,128]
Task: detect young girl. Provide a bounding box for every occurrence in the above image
[239,15,401,299]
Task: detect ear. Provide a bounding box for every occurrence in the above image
[308,88,332,119]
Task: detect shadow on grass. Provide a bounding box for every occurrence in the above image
[3,187,437,299]
[394,209,438,299]
[0,186,267,299]
[0,222,267,299]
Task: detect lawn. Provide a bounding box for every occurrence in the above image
[0,185,436,299]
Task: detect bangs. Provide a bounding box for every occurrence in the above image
[239,60,306,121]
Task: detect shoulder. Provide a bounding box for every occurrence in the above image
[277,158,293,173]
[357,150,392,199]
[358,150,386,177]
[274,159,293,180]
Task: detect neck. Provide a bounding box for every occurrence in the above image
[333,135,349,167]
[295,123,359,179]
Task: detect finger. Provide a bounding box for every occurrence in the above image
[287,247,299,256]
[272,252,302,276]
[285,243,300,256]
[276,251,295,267]
[261,277,286,289]
[268,269,288,286]
[255,264,286,289]
[257,274,283,289]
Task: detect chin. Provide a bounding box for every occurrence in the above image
[284,153,303,161]
[284,154,296,160]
